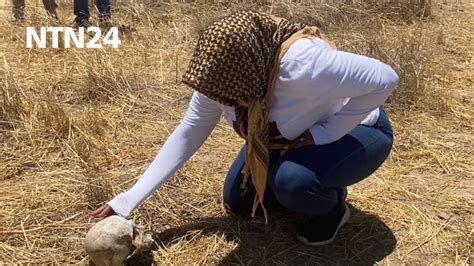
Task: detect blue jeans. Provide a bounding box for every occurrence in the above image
[74,0,111,23]
[223,108,393,216]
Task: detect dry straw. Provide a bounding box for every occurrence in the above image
[0,0,472,264]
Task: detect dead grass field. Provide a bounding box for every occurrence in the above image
[0,0,472,264]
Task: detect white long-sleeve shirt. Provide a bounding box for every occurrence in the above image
[108,38,399,217]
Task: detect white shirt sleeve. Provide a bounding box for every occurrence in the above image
[308,48,399,145]
[107,92,222,217]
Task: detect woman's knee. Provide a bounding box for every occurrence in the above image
[222,171,254,216]
[222,145,253,215]
[271,161,340,215]
[271,161,316,210]
[223,188,252,215]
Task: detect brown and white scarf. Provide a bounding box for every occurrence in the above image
[183,10,330,222]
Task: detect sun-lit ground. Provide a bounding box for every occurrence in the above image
[0,0,472,264]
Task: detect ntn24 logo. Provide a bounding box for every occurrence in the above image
[26,27,121,49]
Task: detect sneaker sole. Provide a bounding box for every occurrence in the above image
[296,203,350,246]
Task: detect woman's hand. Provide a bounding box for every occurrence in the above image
[91,204,116,220]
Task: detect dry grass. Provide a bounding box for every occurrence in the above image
[0,0,472,264]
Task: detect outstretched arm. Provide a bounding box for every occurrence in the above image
[103,92,222,218]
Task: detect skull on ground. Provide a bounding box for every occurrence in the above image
[85,216,154,266]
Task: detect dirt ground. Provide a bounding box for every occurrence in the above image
[0,0,472,265]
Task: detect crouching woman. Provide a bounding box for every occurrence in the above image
[92,11,399,246]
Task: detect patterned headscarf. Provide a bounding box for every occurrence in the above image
[183,10,324,221]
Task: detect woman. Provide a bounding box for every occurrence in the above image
[92,11,399,246]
